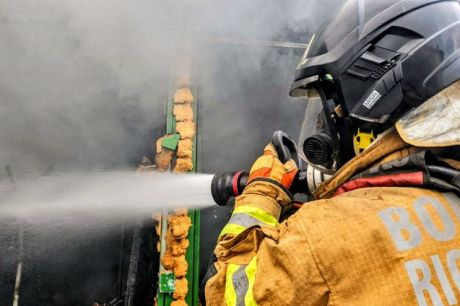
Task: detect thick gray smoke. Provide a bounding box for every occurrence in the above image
[0,1,345,304]
[0,0,341,177]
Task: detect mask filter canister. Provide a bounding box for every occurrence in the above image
[303,132,334,167]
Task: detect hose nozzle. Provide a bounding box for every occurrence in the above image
[211,171,248,206]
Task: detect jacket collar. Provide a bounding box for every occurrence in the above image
[314,129,410,199]
[315,129,460,199]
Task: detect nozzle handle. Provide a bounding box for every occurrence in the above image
[272,130,300,166]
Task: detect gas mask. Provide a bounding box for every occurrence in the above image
[296,79,354,176]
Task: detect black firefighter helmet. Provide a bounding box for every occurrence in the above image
[291,0,460,173]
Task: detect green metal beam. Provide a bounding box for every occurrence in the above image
[158,70,200,306]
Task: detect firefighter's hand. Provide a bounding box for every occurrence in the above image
[243,143,298,206]
[248,143,298,188]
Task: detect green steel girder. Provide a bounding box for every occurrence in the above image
[157,69,200,306]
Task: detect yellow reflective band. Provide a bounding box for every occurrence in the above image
[233,205,278,227]
[219,206,278,238]
[219,223,247,238]
[224,258,259,306]
[225,263,240,306]
[244,256,258,306]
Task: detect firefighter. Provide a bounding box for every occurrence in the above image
[205,0,460,305]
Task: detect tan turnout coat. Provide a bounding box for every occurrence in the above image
[205,82,460,306]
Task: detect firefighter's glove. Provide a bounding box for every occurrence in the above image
[244,143,298,207]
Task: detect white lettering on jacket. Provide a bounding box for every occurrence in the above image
[378,193,460,306]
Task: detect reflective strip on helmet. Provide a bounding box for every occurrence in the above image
[233,205,278,227]
[224,258,259,306]
[219,206,278,238]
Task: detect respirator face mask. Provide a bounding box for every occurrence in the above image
[295,81,343,175]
